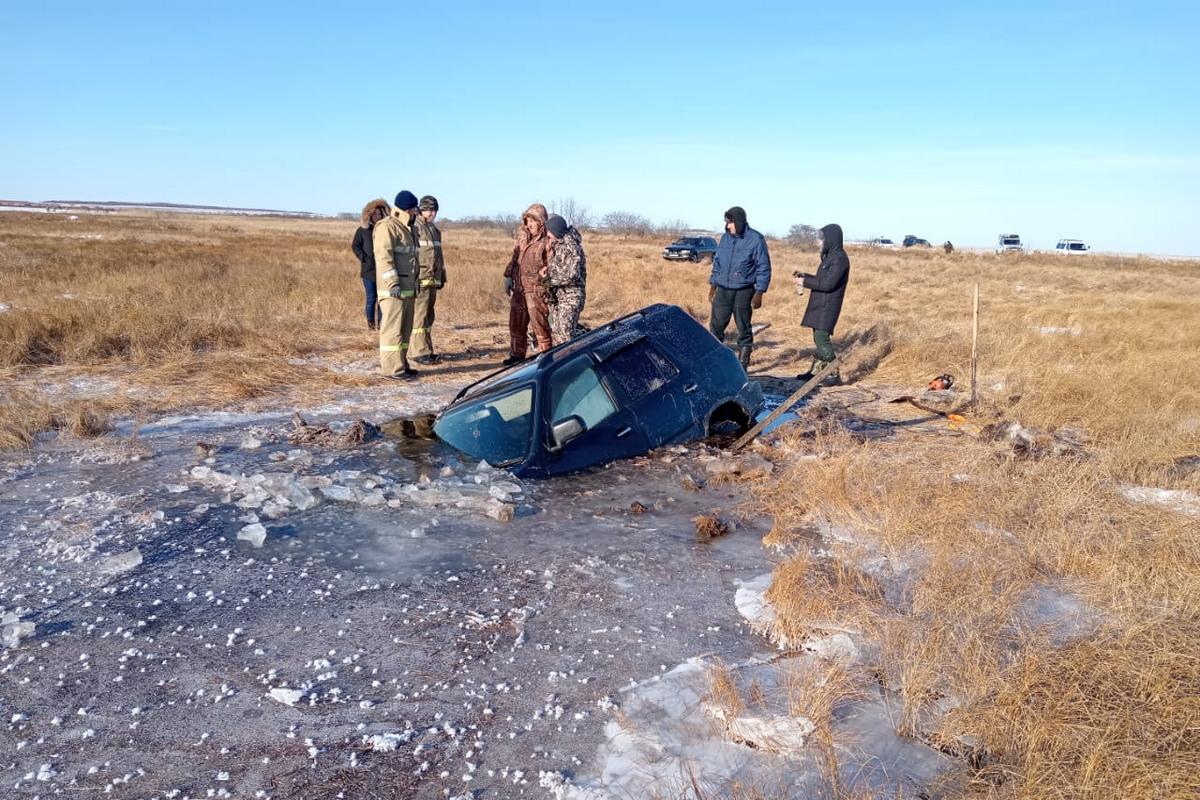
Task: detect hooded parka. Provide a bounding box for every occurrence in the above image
[352,199,390,279]
[801,224,851,333]
[504,204,552,356]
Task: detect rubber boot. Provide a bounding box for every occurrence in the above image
[797,360,826,381]
[738,346,752,370]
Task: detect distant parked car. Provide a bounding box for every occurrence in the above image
[433,304,764,478]
[996,234,1024,254]
[1055,239,1090,254]
[662,236,718,263]
[902,235,932,248]
[868,237,898,249]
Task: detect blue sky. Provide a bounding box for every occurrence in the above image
[3,1,1198,253]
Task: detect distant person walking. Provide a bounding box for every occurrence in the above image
[374,190,421,380]
[709,206,772,369]
[944,240,954,254]
[502,203,552,365]
[411,195,447,365]
[544,214,587,347]
[352,198,390,330]
[794,223,851,385]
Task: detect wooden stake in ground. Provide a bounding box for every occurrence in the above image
[970,283,980,407]
[731,358,841,451]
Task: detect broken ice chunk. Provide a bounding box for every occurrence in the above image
[268,688,305,706]
[238,523,267,548]
[2,617,36,649]
[98,548,143,575]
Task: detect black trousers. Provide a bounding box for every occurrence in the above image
[709,286,755,348]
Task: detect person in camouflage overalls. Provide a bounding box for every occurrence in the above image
[411,195,447,364]
[544,214,586,347]
[373,190,421,379]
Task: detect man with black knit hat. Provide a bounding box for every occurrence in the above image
[373,190,421,379]
[411,195,446,364]
[708,206,772,369]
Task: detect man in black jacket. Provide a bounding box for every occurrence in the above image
[795,223,850,385]
[352,198,390,330]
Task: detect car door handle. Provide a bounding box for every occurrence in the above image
[683,383,698,394]
[616,426,632,438]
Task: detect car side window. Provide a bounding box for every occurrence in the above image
[549,357,617,430]
[600,342,679,404]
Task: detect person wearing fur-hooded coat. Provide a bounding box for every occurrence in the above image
[352,198,390,329]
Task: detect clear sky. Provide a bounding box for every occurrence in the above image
[3,1,1198,254]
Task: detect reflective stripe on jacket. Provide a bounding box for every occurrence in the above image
[413,217,446,287]
[373,209,419,296]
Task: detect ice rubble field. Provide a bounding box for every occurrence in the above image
[0,390,971,799]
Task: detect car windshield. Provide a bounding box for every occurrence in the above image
[1068,242,1086,251]
[880,239,894,245]
[672,238,701,246]
[435,385,535,467]
[1002,238,1020,245]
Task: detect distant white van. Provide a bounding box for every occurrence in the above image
[996,234,1023,253]
[868,237,897,249]
[1055,239,1090,254]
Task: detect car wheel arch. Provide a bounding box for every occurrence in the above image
[705,399,753,435]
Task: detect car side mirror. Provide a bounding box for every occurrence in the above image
[550,416,586,452]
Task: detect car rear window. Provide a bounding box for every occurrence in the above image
[600,342,679,404]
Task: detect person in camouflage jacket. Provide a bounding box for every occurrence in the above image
[544,214,586,347]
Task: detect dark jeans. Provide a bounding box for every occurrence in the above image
[813,328,835,362]
[709,286,755,348]
[362,278,380,327]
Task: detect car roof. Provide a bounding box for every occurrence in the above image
[448,304,685,405]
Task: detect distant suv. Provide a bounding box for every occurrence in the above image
[868,237,898,248]
[902,235,932,248]
[662,236,718,263]
[433,304,764,478]
[996,234,1024,254]
[1055,239,1090,255]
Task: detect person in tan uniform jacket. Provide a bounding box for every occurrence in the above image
[411,195,447,364]
[373,190,421,379]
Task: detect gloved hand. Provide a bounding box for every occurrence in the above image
[388,285,404,299]
[751,292,763,310]
[708,285,716,302]
[504,276,513,296]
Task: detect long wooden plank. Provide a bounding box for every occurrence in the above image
[730,358,841,451]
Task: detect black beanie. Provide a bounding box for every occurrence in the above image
[394,190,419,211]
[546,214,569,238]
[724,206,747,236]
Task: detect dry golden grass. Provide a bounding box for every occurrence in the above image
[2,209,1199,798]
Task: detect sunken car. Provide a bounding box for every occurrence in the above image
[433,304,764,477]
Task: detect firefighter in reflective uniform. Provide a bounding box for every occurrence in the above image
[411,195,446,364]
[373,190,421,379]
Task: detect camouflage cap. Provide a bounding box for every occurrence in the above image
[418,195,439,212]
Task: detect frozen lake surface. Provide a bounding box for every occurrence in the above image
[0,384,954,798]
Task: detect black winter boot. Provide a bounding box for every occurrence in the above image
[738,346,752,370]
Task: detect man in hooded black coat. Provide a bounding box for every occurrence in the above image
[796,223,850,384]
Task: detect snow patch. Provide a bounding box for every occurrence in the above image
[1119,485,1200,517]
